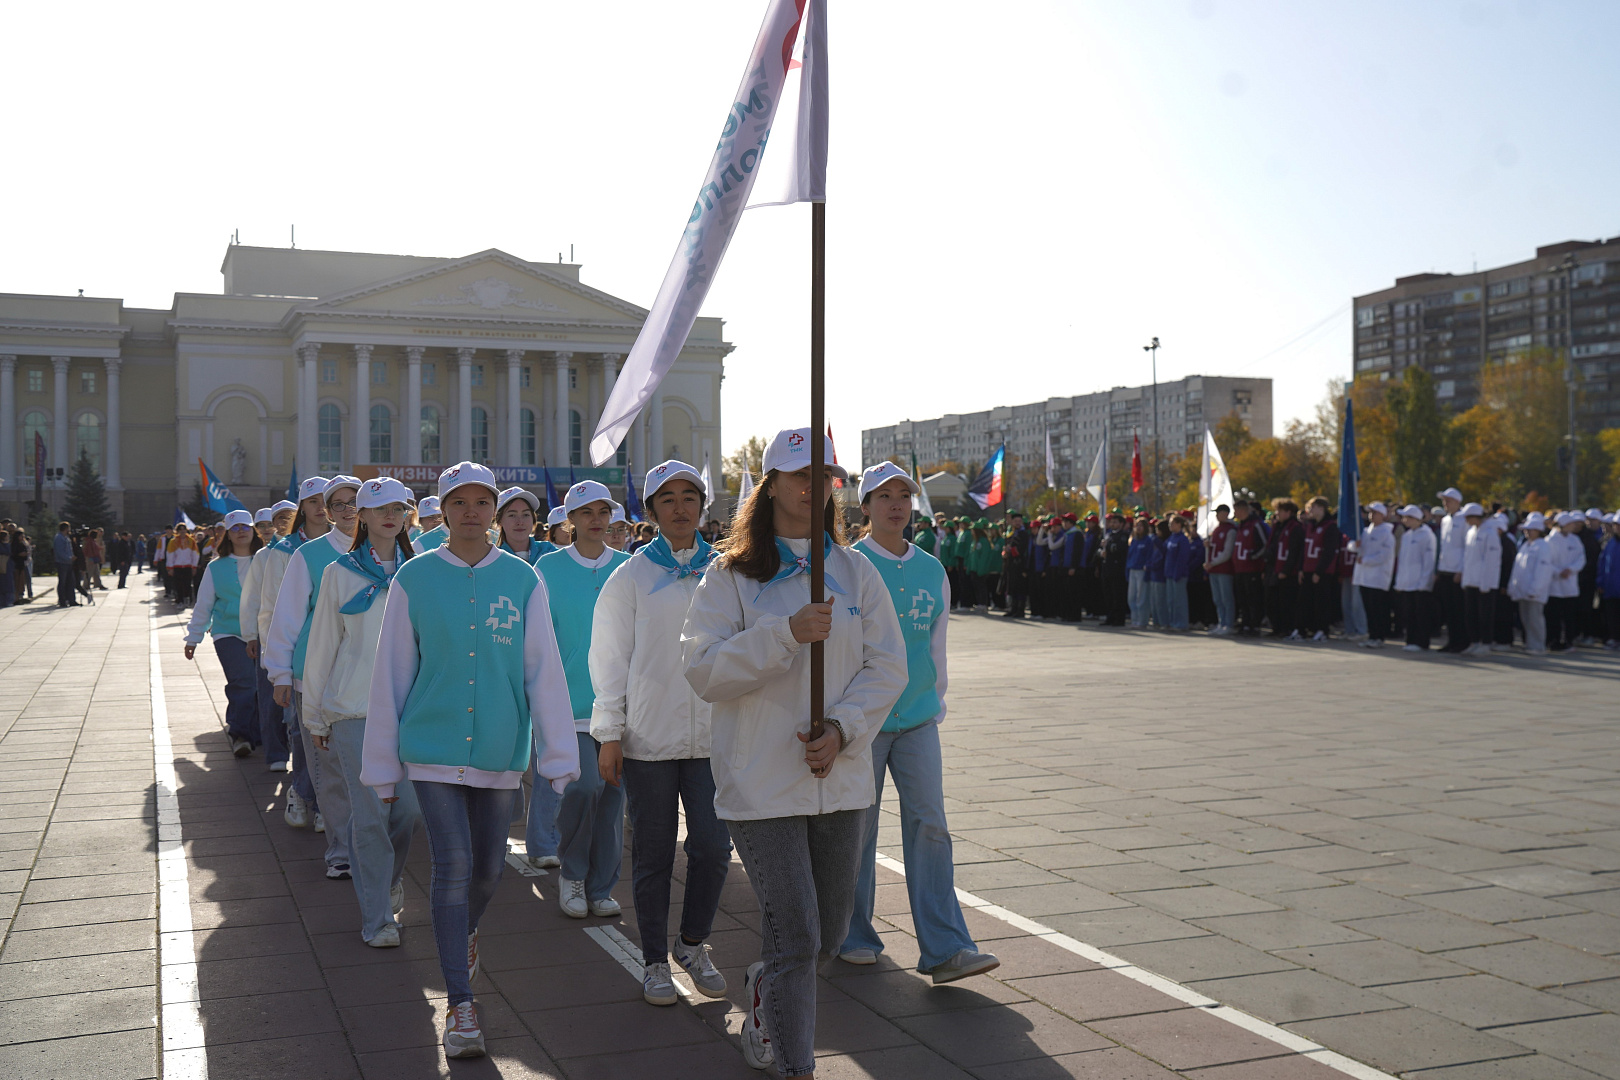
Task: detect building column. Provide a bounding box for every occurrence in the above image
[648,389,665,464]
[353,344,372,470]
[0,356,15,486]
[298,344,319,475]
[455,347,475,463]
[103,356,122,489]
[554,352,573,467]
[630,413,646,474]
[51,356,69,477]
[405,346,423,466]
[505,349,524,466]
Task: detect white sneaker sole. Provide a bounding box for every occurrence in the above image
[932,954,1002,984]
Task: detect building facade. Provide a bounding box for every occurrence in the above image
[861,375,1273,490]
[1352,236,1620,420]
[0,245,731,528]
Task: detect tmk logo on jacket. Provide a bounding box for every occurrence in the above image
[906,588,936,624]
[486,595,521,643]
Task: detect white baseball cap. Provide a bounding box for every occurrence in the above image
[438,461,499,501]
[563,479,621,515]
[1366,501,1389,517]
[1398,504,1426,520]
[546,506,567,527]
[858,461,920,501]
[271,500,297,515]
[416,495,441,517]
[221,510,254,529]
[761,427,848,480]
[610,506,626,524]
[1555,511,1578,526]
[643,459,705,503]
[1461,502,1485,518]
[1586,507,1604,520]
[358,477,413,510]
[296,476,330,503]
[1522,511,1547,532]
[496,486,541,515]
[253,507,276,524]
[1437,487,1463,502]
[324,475,362,502]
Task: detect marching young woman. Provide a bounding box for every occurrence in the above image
[589,460,732,1007]
[240,501,298,772]
[302,478,422,948]
[1394,504,1438,651]
[363,462,578,1059]
[267,475,363,876]
[495,487,555,566]
[182,510,264,757]
[840,463,997,985]
[538,481,632,917]
[414,495,449,550]
[255,480,331,814]
[683,428,906,1076]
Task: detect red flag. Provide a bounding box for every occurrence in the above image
[827,423,843,489]
[1131,434,1143,493]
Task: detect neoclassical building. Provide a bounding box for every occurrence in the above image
[0,245,731,527]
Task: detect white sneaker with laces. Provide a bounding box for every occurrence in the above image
[443,1001,485,1059]
[526,854,560,870]
[365,925,399,948]
[313,812,325,834]
[740,961,773,1070]
[589,895,621,917]
[642,961,678,1006]
[671,938,727,997]
[390,881,404,917]
[283,790,309,828]
[838,948,877,965]
[930,948,1002,985]
[559,878,588,918]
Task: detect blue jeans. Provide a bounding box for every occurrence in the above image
[842,723,976,972]
[1128,569,1148,627]
[287,693,316,805]
[1148,580,1169,627]
[295,691,351,869]
[1210,573,1236,629]
[1165,578,1189,629]
[622,756,732,966]
[1341,579,1367,637]
[256,663,288,765]
[328,717,420,940]
[213,637,259,746]
[557,732,624,900]
[524,747,560,859]
[415,782,516,1006]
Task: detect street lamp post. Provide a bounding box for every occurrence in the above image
[1143,336,1161,513]
[1558,254,1578,507]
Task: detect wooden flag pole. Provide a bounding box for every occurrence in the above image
[809,200,827,743]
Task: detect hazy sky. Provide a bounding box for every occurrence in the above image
[3,1,1616,471]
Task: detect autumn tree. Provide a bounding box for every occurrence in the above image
[1386,366,1454,505]
[722,436,768,495]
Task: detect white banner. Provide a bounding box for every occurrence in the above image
[590,0,822,465]
[1085,431,1108,510]
[1197,426,1235,538]
[748,0,827,208]
[1044,429,1056,489]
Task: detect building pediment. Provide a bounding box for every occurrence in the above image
[296,249,646,326]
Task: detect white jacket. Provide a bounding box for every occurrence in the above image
[589,546,714,761]
[1351,522,1395,591]
[254,530,321,649]
[237,543,274,645]
[1438,511,1468,573]
[1547,531,1585,598]
[1394,525,1437,592]
[1461,523,1503,591]
[300,556,394,738]
[183,556,251,645]
[1508,537,1554,605]
[683,539,907,821]
[265,529,353,689]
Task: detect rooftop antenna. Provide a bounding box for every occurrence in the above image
[570,243,574,262]
[291,224,296,249]
[558,252,563,263]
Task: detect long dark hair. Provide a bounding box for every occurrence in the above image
[718,469,846,584]
[350,520,417,560]
[218,529,264,557]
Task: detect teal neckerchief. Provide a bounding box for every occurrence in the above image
[759,535,845,600]
[335,540,409,614]
[638,534,714,594]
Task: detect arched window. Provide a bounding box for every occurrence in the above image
[470,407,490,464]
[75,413,101,474]
[520,408,536,466]
[420,406,440,465]
[21,410,47,470]
[318,403,343,470]
[369,404,392,464]
[569,408,582,467]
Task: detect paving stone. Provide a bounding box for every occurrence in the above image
[1287,1006,1535,1074]
[1399,1053,1610,1079]
[1111,934,1296,983]
[0,1026,156,1080]
[0,918,154,962]
[21,872,154,904]
[1007,969,1189,1021]
[1189,909,1372,952]
[1491,1012,1620,1076]
[551,1040,751,1080]
[1042,907,1211,948]
[0,951,155,1002]
[971,1045,1184,1078]
[893,1001,1114,1067]
[1186,968,1406,1023]
[184,1030,360,1079]
[1343,909,1532,952]
[1087,1007,1297,1071]
[829,967,1029,1018]
[1273,939,1475,987]
[11,892,156,931]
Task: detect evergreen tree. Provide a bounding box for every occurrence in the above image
[60,452,116,531]
[1386,366,1454,504]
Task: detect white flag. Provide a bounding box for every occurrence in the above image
[700,453,717,523]
[1085,430,1108,510]
[591,0,826,465]
[1197,426,1235,538]
[737,465,755,507]
[911,455,935,520]
[1044,429,1056,489]
[748,0,827,208]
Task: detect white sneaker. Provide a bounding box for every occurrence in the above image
[642,961,678,1006]
[365,925,400,948]
[1285,630,1303,642]
[1402,643,1422,652]
[325,863,351,880]
[672,938,727,997]
[741,961,773,1070]
[1311,631,1327,642]
[838,948,878,965]
[268,760,290,773]
[443,1001,485,1059]
[313,812,325,834]
[283,791,309,828]
[589,895,622,917]
[390,881,404,917]
[468,930,479,981]
[559,878,588,918]
[929,948,1002,985]
[525,854,560,870]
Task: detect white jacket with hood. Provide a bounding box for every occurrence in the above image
[1394,525,1438,592]
[300,554,396,739]
[683,538,906,821]
[1351,522,1395,591]
[1547,530,1586,599]
[1508,536,1555,605]
[1461,521,1503,591]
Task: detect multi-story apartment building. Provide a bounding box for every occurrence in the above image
[860,376,1273,490]
[1352,236,1620,421]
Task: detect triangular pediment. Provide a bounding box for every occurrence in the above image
[303,249,645,324]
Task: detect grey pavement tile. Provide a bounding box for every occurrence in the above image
[0,917,155,962]
[1189,909,1372,951]
[1085,1007,1297,1071]
[893,1001,1114,1067]
[1378,973,1600,1030]
[1130,844,1267,873]
[1117,885,1284,921]
[1111,934,1297,982]
[1194,863,1337,896]
[1275,883,1426,922]
[1183,1054,1370,1079]
[1273,939,1475,987]
[1515,911,1620,955]
[952,861,1071,892]
[1343,910,1531,953]
[1007,969,1189,1021]
[1490,1013,1620,1076]
[0,1026,155,1080]
[1400,1054,1609,1079]
[1001,843,1141,871]
[1560,888,1620,918]
[550,1042,750,1080]
[1549,977,1620,1013]
[0,985,155,1044]
[195,952,329,1000]
[29,851,156,879]
[1418,886,1587,924]
[1288,1006,1535,1074]
[1403,842,1556,875]
[192,1030,360,1080]
[1063,861,1204,894]
[0,951,155,1002]
[973,882,1138,918]
[971,1046,1183,1079]
[521,999,719,1058]
[11,892,155,931]
[1188,968,1405,1023]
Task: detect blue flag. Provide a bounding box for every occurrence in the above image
[199,459,248,514]
[287,460,299,502]
[967,443,1006,511]
[544,465,562,510]
[569,464,579,489]
[624,460,644,523]
[1338,400,1360,543]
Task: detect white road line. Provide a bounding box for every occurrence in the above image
[150,607,208,1079]
[872,851,1399,1080]
[504,838,550,878]
[584,924,705,1006]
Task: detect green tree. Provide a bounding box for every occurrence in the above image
[722,436,768,496]
[61,452,116,531]
[1386,366,1454,504]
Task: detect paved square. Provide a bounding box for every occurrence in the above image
[1,579,1615,1078]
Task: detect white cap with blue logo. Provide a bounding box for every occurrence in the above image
[563,479,621,515]
[438,462,500,501]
